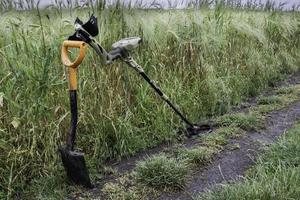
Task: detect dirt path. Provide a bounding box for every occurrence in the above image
[84,130,211,199]
[74,72,300,199]
[159,100,300,200]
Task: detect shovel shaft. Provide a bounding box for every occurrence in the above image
[67,90,78,151]
[68,67,78,90]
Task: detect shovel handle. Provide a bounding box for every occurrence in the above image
[61,41,87,90]
[62,41,87,68]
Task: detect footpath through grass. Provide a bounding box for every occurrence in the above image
[96,84,300,200]
[198,122,300,200]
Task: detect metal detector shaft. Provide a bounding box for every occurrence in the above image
[124,57,194,127]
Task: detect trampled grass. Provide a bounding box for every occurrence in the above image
[199,125,242,148]
[175,146,216,165]
[215,112,264,131]
[0,2,300,198]
[257,95,282,105]
[252,84,300,114]
[275,85,295,95]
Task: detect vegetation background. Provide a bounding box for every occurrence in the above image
[0,0,299,198]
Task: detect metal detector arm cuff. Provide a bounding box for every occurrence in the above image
[74,24,113,65]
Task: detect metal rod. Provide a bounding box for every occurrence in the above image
[124,57,194,127]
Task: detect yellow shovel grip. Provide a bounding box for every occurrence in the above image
[61,41,87,90]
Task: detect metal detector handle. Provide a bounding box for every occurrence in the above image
[61,40,87,90]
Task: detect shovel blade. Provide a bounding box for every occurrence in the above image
[59,147,92,188]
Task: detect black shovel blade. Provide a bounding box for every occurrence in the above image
[58,147,92,188]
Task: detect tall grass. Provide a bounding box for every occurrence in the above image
[1,0,300,11]
[0,4,299,198]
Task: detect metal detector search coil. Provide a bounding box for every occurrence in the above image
[112,37,142,51]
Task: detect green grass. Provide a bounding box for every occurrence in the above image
[257,95,282,105]
[104,146,216,196]
[200,126,242,149]
[22,175,68,200]
[215,112,263,131]
[101,146,217,198]
[0,5,300,198]
[175,146,216,165]
[252,85,300,114]
[102,182,141,200]
[134,154,189,189]
[275,85,295,95]
[197,122,300,200]
[102,173,159,200]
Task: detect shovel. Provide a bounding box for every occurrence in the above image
[59,40,92,188]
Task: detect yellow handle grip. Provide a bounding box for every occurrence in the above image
[61,40,87,68]
[61,41,87,90]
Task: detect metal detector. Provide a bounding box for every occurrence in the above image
[68,15,211,135]
[59,15,211,187]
